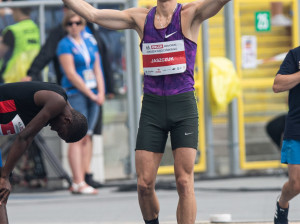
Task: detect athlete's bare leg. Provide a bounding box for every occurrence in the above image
[279,164,300,208]
[0,174,10,224]
[173,147,197,224]
[135,150,163,221]
[0,203,8,224]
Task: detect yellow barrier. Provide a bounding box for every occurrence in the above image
[233,0,298,170]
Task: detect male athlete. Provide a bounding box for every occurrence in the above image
[62,0,231,223]
[0,81,87,224]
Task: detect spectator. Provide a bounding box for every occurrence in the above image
[0,0,40,83]
[271,2,292,27]
[26,4,115,94]
[56,10,105,194]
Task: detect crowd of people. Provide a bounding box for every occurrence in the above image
[0,0,298,224]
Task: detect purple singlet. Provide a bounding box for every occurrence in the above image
[140,3,197,96]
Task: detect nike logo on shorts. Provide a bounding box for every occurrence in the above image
[185,132,193,136]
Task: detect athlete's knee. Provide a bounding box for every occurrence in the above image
[176,176,193,197]
[137,178,155,197]
[289,177,300,193]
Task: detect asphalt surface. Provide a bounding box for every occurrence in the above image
[6,174,300,224]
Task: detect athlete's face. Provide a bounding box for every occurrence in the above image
[49,115,69,140]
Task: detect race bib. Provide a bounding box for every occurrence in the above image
[142,40,187,76]
[0,114,25,135]
[83,69,97,89]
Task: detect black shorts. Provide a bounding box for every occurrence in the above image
[136,91,199,153]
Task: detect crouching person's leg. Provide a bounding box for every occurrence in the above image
[0,168,11,224]
[0,200,9,224]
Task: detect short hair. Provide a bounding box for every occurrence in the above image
[66,109,88,143]
[19,7,31,16]
[11,0,31,15]
[62,10,86,30]
[12,7,31,16]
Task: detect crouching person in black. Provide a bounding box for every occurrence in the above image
[0,81,87,224]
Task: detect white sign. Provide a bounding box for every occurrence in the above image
[241,35,257,69]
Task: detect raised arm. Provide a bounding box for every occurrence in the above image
[182,0,231,41]
[62,0,147,37]
[193,0,231,23]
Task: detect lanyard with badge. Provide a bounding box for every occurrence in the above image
[69,35,97,89]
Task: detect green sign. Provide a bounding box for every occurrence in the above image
[255,11,271,32]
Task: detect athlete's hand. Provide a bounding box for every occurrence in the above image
[0,177,11,206]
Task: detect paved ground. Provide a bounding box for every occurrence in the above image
[6,174,300,224]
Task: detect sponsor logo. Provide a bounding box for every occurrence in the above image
[16,121,25,132]
[155,68,161,74]
[151,44,164,49]
[185,132,193,136]
[165,31,177,39]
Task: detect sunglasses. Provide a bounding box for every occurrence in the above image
[66,21,82,27]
